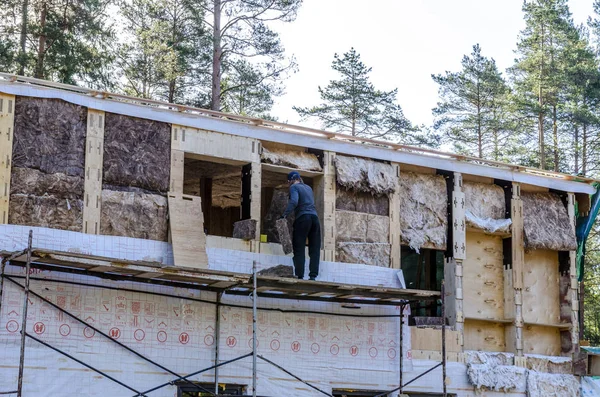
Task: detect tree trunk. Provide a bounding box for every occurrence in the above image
[583,123,588,176]
[574,124,579,174]
[493,129,499,162]
[211,0,222,111]
[552,104,558,172]
[168,80,176,103]
[538,24,546,169]
[34,1,48,79]
[18,0,29,75]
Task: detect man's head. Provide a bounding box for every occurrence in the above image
[287,171,301,185]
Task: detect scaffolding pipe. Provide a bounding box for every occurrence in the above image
[16,230,32,397]
[214,291,222,395]
[252,260,258,397]
[5,276,214,396]
[442,280,447,397]
[399,302,404,394]
[26,332,144,395]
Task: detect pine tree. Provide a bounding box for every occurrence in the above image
[432,44,512,160]
[510,0,575,170]
[0,0,116,87]
[202,0,301,113]
[118,0,209,102]
[294,48,434,146]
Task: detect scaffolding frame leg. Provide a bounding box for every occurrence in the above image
[214,291,223,395]
[441,280,447,397]
[252,260,258,397]
[16,230,32,397]
[399,302,404,395]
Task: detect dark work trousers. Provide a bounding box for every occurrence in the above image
[292,214,321,279]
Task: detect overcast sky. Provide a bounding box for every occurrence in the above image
[270,0,596,129]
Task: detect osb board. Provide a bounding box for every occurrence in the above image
[462,232,504,321]
[205,235,252,252]
[168,193,208,269]
[172,125,260,164]
[0,94,15,224]
[461,174,494,184]
[464,319,506,352]
[410,327,461,352]
[519,183,549,193]
[522,249,560,326]
[82,109,104,234]
[522,324,561,356]
[505,325,518,354]
[398,163,436,174]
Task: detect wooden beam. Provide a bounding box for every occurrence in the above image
[568,192,580,354]
[389,163,401,269]
[452,173,466,260]
[0,93,15,224]
[316,151,335,261]
[510,182,524,356]
[250,162,261,243]
[83,109,104,234]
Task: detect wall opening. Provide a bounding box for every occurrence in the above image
[260,168,313,243]
[184,157,242,237]
[176,382,246,396]
[401,246,444,318]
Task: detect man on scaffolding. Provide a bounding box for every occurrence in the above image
[280,171,321,281]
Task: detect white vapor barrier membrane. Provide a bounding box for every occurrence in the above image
[582,376,600,396]
[0,266,412,396]
[0,225,405,288]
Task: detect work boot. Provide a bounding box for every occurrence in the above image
[309,277,316,281]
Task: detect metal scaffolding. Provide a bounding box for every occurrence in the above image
[0,231,448,397]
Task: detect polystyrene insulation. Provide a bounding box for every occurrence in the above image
[398,172,447,251]
[521,192,577,251]
[464,181,512,233]
[334,155,397,195]
[261,147,322,172]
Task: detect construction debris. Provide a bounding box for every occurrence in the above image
[521,192,577,251]
[398,172,447,251]
[257,264,295,277]
[233,219,257,240]
[464,181,511,233]
[263,189,294,243]
[334,155,397,195]
[100,189,168,241]
[103,112,171,193]
[276,218,293,254]
[261,147,322,172]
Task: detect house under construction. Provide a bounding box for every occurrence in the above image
[0,73,598,397]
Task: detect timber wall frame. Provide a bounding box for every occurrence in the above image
[0,75,595,369]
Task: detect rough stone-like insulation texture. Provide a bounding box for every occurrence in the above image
[336,242,390,267]
[526,371,580,397]
[525,354,572,374]
[257,265,295,277]
[13,97,87,177]
[336,210,389,243]
[103,113,171,193]
[9,167,84,231]
[100,189,168,241]
[335,186,389,216]
[263,189,294,243]
[9,194,83,231]
[522,192,577,251]
[10,167,83,198]
[467,363,527,392]
[276,218,293,255]
[233,219,257,240]
[464,181,512,233]
[398,172,447,251]
[465,351,515,366]
[261,148,322,172]
[334,155,397,195]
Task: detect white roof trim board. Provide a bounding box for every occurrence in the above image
[0,78,595,194]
